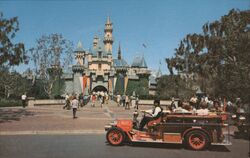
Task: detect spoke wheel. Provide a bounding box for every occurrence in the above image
[106,128,125,146]
[185,130,209,150]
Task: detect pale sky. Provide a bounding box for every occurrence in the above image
[1,0,249,74]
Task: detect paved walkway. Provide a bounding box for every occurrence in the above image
[0,101,151,135]
[0,101,237,135]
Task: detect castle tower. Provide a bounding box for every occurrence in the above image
[93,35,99,49]
[156,63,162,80]
[75,41,85,65]
[118,42,121,60]
[103,16,113,54]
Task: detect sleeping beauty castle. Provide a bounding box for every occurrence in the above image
[62,17,160,96]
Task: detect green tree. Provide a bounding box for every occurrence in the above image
[114,73,124,95]
[0,12,28,66]
[126,77,149,96]
[156,75,194,99]
[166,9,250,102]
[0,67,32,99]
[29,34,73,98]
[29,79,49,99]
[126,80,137,96]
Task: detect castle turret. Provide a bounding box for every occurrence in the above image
[93,35,99,48]
[103,16,113,54]
[118,43,121,60]
[74,41,85,66]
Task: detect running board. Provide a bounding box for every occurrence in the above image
[211,142,232,146]
[131,138,182,144]
[211,134,232,146]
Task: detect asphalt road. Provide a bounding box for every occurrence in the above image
[0,134,249,158]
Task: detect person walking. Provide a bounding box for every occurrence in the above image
[91,94,96,107]
[105,93,109,104]
[135,95,139,109]
[117,94,121,107]
[101,96,104,108]
[71,96,79,119]
[99,94,102,104]
[125,95,130,110]
[21,93,27,108]
[122,94,126,107]
[63,93,70,109]
[78,93,83,107]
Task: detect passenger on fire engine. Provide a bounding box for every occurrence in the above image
[139,99,163,131]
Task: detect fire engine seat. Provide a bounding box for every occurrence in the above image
[146,111,169,128]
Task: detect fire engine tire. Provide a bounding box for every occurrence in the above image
[185,130,209,150]
[106,127,125,146]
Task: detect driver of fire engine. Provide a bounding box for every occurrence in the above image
[139,99,163,131]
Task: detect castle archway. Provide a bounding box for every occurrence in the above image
[92,85,108,93]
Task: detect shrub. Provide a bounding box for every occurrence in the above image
[54,95,64,99]
[0,99,22,107]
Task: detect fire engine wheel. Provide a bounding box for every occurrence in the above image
[106,127,125,146]
[185,130,209,150]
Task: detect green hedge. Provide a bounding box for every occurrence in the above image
[114,74,124,95]
[139,95,156,100]
[126,78,149,96]
[139,95,171,100]
[0,99,22,107]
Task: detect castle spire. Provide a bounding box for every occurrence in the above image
[106,16,111,24]
[118,42,121,60]
[76,40,84,52]
[77,41,83,49]
[156,61,162,79]
[104,16,113,53]
[93,35,99,48]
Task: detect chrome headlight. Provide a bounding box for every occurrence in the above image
[105,120,118,131]
[109,120,118,126]
[239,116,246,120]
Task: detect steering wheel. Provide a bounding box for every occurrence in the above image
[140,110,152,117]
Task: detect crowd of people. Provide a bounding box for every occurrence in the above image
[116,94,139,110]
[169,95,245,115]
[90,91,110,108]
[63,91,112,118]
[44,90,248,119]
[135,95,247,130]
[63,91,246,115]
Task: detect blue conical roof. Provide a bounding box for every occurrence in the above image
[75,41,84,52]
[131,55,147,68]
[89,37,109,56]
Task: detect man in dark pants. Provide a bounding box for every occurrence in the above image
[125,95,130,110]
[63,93,70,109]
[139,99,163,131]
[21,93,27,108]
[71,96,79,119]
[135,95,139,109]
[122,95,126,107]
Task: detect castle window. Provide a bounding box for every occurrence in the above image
[98,63,102,70]
[98,51,102,58]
